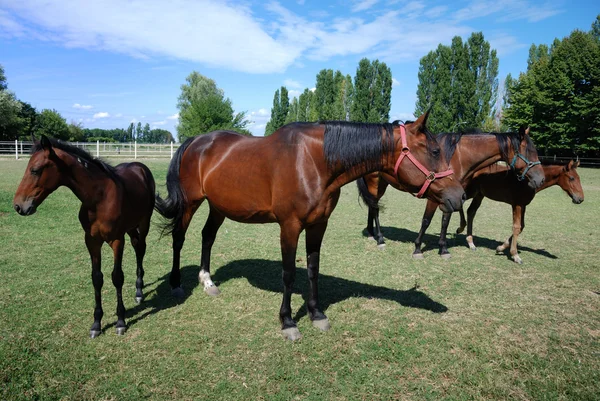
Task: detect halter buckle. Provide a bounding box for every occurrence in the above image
[401,147,410,154]
[426,171,436,182]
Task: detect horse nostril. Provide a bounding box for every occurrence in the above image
[462,193,467,202]
[14,204,21,214]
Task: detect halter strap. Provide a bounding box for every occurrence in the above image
[393,125,454,198]
[510,153,541,181]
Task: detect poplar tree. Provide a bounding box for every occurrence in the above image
[352,58,392,123]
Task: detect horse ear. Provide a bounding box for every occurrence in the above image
[413,109,431,132]
[574,160,580,168]
[40,135,53,151]
[525,126,530,136]
[565,160,573,171]
[518,126,529,137]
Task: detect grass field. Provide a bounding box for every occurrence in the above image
[0,158,599,400]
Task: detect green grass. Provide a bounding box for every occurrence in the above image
[1,158,599,400]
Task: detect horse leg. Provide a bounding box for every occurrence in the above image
[86,233,104,338]
[466,194,484,251]
[438,212,452,259]
[456,208,467,234]
[170,204,200,298]
[199,207,225,296]
[279,221,302,341]
[305,222,330,332]
[366,206,375,240]
[128,220,149,304]
[110,238,127,335]
[373,207,385,249]
[509,205,525,264]
[413,200,437,259]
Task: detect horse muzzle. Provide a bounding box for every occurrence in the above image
[572,196,584,204]
[14,201,37,216]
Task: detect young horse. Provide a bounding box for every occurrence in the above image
[13,135,156,338]
[155,112,465,341]
[357,127,545,257]
[456,160,584,263]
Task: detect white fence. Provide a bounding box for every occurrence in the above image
[0,140,180,160]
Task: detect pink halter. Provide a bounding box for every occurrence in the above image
[393,124,454,198]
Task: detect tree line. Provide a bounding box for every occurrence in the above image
[0,67,174,143]
[264,58,392,135]
[503,16,600,156]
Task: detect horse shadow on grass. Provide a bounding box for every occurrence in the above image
[210,258,448,323]
[103,264,201,333]
[368,226,557,260]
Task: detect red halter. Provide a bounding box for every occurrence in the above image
[393,125,454,198]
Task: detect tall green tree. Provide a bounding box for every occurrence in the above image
[264,86,290,135]
[68,121,85,142]
[352,59,392,123]
[504,22,600,155]
[297,89,315,122]
[177,71,249,141]
[126,122,134,142]
[415,32,498,132]
[0,64,7,91]
[314,69,336,120]
[34,109,69,140]
[333,73,354,120]
[285,97,299,124]
[136,122,142,140]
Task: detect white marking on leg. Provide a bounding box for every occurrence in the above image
[199,270,215,290]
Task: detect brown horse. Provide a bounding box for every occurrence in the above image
[357,128,545,256]
[13,135,156,338]
[456,160,584,263]
[155,112,465,341]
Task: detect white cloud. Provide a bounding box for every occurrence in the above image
[289,89,301,99]
[392,78,400,87]
[391,112,415,122]
[130,118,137,123]
[73,103,93,109]
[352,0,378,13]
[93,112,110,118]
[0,0,562,75]
[114,113,123,117]
[166,113,179,120]
[152,120,167,126]
[246,108,271,136]
[284,79,302,89]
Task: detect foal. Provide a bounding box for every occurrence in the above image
[456,160,584,263]
[13,135,156,337]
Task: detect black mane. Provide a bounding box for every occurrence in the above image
[437,129,538,163]
[323,121,396,173]
[32,138,119,179]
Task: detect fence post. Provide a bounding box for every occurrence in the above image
[134,141,137,159]
[96,141,100,157]
[20,140,23,155]
[170,141,173,159]
[15,139,18,160]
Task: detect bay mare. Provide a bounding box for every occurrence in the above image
[456,160,584,263]
[13,135,156,338]
[155,112,465,341]
[357,127,545,258]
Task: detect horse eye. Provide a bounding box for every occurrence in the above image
[569,176,575,182]
[30,167,41,176]
[432,148,440,157]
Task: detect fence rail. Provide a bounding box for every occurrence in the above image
[0,141,179,160]
[2,140,600,167]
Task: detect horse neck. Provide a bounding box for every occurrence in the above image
[537,165,563,193]
[59,151,115,207]
[452,136,503,182]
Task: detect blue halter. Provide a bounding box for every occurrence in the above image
[510,153,541,181]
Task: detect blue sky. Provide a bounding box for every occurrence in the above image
[0,0,598,139]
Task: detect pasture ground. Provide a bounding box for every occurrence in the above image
[0,158,598,400]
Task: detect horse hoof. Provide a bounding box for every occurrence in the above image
[116,327,127,336]
[135,296,143,304]
[456,227,465,234]
[377,243,386,250]
[171,287,185,298]
[412,253,424,260]
[496,246,506,253]
[468,244,477,251]
[205,286,221,297]
[282,327,302,341]
[367,236,375,241]
[312,318,331,331]
[513,256,523,264]
[90,330,101,339]
[440,253,451,259]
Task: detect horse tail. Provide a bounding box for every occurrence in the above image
[356,176,380,210]
[155,136,196,235]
